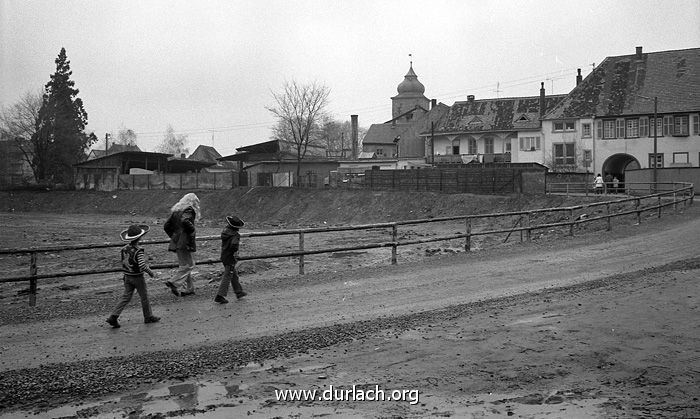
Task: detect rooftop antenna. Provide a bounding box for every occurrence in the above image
[493,82,502,98]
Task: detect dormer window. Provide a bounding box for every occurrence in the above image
[516,114,530,122]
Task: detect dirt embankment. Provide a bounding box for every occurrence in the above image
[1,189,585,225]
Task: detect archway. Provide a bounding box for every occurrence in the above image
[602,153,640,183]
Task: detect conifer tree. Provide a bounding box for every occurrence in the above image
[32,47,96,184]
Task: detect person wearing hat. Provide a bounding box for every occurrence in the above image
[214,215,247,304]
[106,224,160,328]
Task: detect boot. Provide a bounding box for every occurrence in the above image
[144,316,160,324]
[214,295,228,304]
[106,315,120,328]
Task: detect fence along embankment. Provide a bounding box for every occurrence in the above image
[0,182,693,306]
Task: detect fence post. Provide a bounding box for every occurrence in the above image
[391,224,398,265]
[526,212,532,242]
[569,208,575,236]
[691,188,695,206]
[606,203,611,231]
[465,217,471,251]
[657,196,662,218]
[585,182,589,197]
[298,232,305,275]
[29,252,37,307]
[636,198,641,224]
[673,191,677,211]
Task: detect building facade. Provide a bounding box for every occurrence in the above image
[543,46,700,181]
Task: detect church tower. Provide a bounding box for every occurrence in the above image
[391,61,430,120]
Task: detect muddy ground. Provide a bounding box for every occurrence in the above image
[0,190,699,418]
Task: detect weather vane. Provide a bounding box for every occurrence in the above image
[409,53,412,66]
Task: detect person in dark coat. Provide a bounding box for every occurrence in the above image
[106,224,160,328]
[163,193,200,296]
[214,215,247,303]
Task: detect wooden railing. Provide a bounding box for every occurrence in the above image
[1,182,694,306]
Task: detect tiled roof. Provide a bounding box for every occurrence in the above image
[545,47,700,119]
[189,145,222,162]
[434,95,565,134]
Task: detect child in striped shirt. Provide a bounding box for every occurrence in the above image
[106,224,160,328]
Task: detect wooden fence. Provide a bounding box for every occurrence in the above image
[0,182,694,306]
[362,167,546,194]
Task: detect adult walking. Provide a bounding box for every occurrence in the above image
[164,192,200,296]
[594,173,604,195]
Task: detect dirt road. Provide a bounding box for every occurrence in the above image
[1,202,700,417]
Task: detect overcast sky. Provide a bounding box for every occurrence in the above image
[1,0,699,156]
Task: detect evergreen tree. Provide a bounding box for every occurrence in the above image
[32,47,96,184]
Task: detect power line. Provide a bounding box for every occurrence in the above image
[120,64,588,138]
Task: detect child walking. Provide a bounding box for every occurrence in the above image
[106,224,161,328]
[214,216,247,304]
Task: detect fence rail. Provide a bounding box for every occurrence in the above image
[1,182,694,306]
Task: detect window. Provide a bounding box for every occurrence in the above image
[603,120,616,139]
[553,120,575,132]
[505,140,511,153]
[673,152,689,164]
[663,116,673,136]
[582,123,591,138]
[484,137,494,154]
[520,136,541,151]
[650,117,663,137]
[596,120,603,138]
[616,119,625,138]
[452,139,460,155]
[582,149,592,168]
[376,148,384,156]
[468,137,477,154]
[639,117,649,137]
[649,153,664,168]
[674,115,689,136]
[693,115,700,135]
[626,119,639,138]
[553,143,575,166]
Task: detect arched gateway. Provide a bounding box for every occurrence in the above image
[602,153,641,182]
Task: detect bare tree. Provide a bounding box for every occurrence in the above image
[116,128,138,147]
[267,80,330,186]
[0,90,44,182]
[155,125,189,156]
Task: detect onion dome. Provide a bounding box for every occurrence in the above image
[397,63,425,95]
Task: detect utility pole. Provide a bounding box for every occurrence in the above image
[431,121,435,165]
[653,96,658,192]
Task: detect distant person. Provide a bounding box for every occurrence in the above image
[612,176,620,194]
[164,193,200,297]
[106,224,160,328]
[594,174,604,194]
[604,173,613,193]
[215,215,247,303]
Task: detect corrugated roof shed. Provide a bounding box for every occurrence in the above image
[545,47,700,119]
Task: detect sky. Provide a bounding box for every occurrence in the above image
[1,0,699,157]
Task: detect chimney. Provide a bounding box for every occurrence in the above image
[576,68,582,86]
[105,133,110,154]
[181,153,186,159]
[431,98,437,109]
[351,114,358,160]
[467,95,475,102]
[636,46,643,59]
[539,82,545,120]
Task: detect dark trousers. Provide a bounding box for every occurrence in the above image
[217,264,243,297]
[111,274,153,319]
